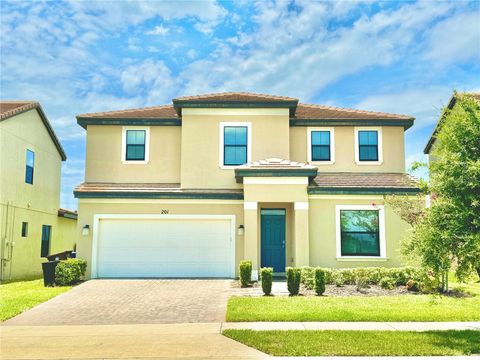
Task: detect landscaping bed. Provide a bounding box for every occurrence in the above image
[223,329,480,356]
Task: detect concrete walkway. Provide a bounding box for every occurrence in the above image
[222,321,480,331]
[0,323,268,360]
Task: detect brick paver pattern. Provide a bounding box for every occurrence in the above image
[4,279,235,326]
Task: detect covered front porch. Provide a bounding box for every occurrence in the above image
[235,158,318,276]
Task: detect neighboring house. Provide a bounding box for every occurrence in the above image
[424,91,480,158]
[74,92,419,279]
[0,101,77,280]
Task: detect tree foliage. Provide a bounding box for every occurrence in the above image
[403,93,480,290]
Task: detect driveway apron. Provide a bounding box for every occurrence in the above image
[3,279,234,326]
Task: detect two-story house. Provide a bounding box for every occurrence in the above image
[0,101,77,280]
[74,92,419,279]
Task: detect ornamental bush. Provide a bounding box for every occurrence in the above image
[379,277,396,290]
[239,260,252,288]
[260,267,273,296]
[300,266,316,289]
[55,259,87,286]
[286,267,301,295]
[314,268,326,295]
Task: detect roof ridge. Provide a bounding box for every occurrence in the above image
[173,91,298,101]
[298,102,413,119]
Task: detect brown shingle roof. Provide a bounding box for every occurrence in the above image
[74,183,243,199]
[294,103,413,120]
[310,172,419,190]
[75,92,413,127]
[0,101,38,119]
[173,92,298,102]
[0,101,67,160]
[77,104,178,119]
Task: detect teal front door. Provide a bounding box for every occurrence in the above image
[261,209,286,273]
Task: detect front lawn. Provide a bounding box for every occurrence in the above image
[227,292,480,322]
[0,279,72,321]
[223,330,480,356]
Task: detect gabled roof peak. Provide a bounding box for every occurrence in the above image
[173,91,299,103]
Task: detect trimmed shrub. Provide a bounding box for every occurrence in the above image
[260,267,273,295]
[55,259,87,286]
[355,268,370,291]
[314,268,326,295]
[379,277,396,290]
[239,260,252,288]
[332,270,344,287]
[300,266,316,290]
[406,279,419,292]
[286,267,301,296]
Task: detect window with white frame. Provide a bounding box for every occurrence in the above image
[336,205,386,258]
[219,122,251,167]
[307,128,335,164]
[354,127,383,165]
[121,127,150,164]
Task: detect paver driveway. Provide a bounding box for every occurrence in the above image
[4,279,235,326]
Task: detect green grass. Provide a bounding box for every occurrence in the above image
[0,279,72,321]
[223,330,480,356]
[227,291,480,322]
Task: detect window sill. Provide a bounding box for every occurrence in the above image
[336,257,388,262]
[122,160,149,165]
[355,161,383,166]
[219,165,239,170]
[309,160,335,165]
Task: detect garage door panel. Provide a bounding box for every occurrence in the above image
[96,217,234,278]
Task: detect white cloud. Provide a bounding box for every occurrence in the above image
[147,25,169,36]
[423,11,480,65]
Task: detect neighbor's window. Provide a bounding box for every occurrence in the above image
[25,149,35,184]
[340,210,380,256]
[358,131,378,161]
[224,126,248,166]
[41,225,51,257]
[21,222,28,237]
[125,130,146,161]
[311,131,331,161]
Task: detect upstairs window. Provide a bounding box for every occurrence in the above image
[358,131,378,161]
[25,149,35,184]
[125,130,146,161]
[311,131,331,161]
[223,126,248,166]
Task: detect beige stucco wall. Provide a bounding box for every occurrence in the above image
[84,125,181,183]
[0,109,61,213]
[290,126,406,172]
[308,195,409,268]
[180,108,290,189]
[0,109,76,280]
[76,199,244,278]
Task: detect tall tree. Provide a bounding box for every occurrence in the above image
[403,93,480,291]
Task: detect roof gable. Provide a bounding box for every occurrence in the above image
[0,101,67,161]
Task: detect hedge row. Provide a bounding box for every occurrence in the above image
[55,259,87,286]
[300,266,424,289]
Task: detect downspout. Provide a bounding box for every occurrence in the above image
[7,205,16,280]
[0,201,10,282]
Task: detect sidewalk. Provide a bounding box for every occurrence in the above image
[222,321,480,331]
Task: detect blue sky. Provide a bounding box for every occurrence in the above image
[1,0,479,210]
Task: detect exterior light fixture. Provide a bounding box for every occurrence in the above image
[237,225,244,236]
[82,224,90,236]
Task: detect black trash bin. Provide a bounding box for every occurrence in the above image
[42,260,59,287]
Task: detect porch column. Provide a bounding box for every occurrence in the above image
[244,201,259,270]
[294,201,310,267]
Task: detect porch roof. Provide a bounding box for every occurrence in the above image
[235,158,318,183]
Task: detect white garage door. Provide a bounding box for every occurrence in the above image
[95,216,234,278]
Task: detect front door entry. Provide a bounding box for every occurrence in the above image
[261,209,286,273]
